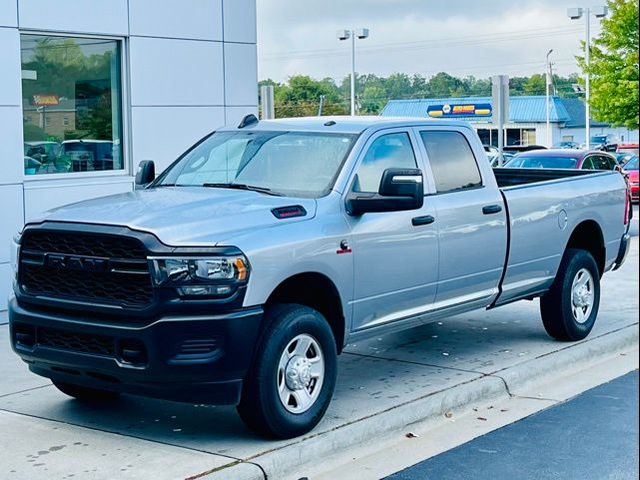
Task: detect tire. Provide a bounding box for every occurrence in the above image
[52,380,120,402]
[540,248,601,341]
[237,304,338,439]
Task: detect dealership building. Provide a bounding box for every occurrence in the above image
[382,96,639,147]
[0,0,258,311]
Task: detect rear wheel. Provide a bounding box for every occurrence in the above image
[540,248,600,341]
[237,304,337,439]
[52,380,120,402]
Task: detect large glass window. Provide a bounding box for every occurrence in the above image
[420,131,482,193]
[21,35,123,175]
[353,132,417,193]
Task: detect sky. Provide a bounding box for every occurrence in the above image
[256,0,603,83]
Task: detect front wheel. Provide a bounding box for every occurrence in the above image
[540,248,601,341]
[237,304,337,439]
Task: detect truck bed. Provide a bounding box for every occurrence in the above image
[493,167,599,188]
[492,168,628,307]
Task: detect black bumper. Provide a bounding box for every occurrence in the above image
[612,234,631,271]
[9,297,263,405]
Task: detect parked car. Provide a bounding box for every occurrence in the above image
[61,140,117,172]
[589,134,618,152]
[613,152,636,168]
[504,149,621,172]
[503,144,547,154]
[553,141,581,149]
[623,155,639,202]
[617,143,639,156]
[9,116,631,439]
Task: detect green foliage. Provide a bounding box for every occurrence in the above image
[523,74,547,95]
[578,0,639,128]
[21,37,117,141]
[264,71,587,117]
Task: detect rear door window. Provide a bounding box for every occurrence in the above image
[419,131,482,193]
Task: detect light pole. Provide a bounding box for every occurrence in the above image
[546,49,554,147]
[337,28,369,116]
[568,6,608,149]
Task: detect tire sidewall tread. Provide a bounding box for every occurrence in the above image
[541,248,601,341]
[238,303,337,439]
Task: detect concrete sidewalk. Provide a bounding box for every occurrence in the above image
[1,237,637,480]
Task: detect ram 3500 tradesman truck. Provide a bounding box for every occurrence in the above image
[10,116,632,438]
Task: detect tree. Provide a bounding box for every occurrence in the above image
[274,75,347,117]
[523,74,547,95]
[579,0,639,129]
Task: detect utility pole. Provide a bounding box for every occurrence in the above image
[259,85,275,119]
[492,75,510,166]
[568,6,608,149]
[546,49,554,147]
[337,28,370,116]
[318,95,325,116]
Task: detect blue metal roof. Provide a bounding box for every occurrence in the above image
[381,95,574,123]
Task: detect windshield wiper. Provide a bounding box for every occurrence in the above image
[202,182,284,196]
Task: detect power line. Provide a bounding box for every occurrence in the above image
[261,26,585,62]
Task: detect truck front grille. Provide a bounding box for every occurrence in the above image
[19,230,154,309]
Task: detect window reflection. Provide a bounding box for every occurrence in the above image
[21,35,123,175]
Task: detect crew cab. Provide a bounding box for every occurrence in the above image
[9,116,631,439]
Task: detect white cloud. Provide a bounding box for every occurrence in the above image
[257,0,601,82]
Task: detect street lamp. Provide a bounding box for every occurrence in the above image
[546,49,554,147]
[337,28,369,116]
[568,6,608,149]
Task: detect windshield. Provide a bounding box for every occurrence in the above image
[155,131,358,198]
[625,156,639,170]
[504,155,579,169]
[591,136,607,143]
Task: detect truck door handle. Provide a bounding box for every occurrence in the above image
[412,215,435,226]
[482,204,503,215]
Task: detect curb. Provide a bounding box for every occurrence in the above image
[204,323,639,480]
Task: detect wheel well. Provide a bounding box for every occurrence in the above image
[267,273,346,353]
[566,220,605,275]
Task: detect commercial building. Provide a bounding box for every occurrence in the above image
[382,96,639,147]
[0,0,258,311]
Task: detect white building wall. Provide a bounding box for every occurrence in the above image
[560,126,640,145]
[0,0,258,311]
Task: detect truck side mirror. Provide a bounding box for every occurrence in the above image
[135,160,155,187]
[347,168,424,215]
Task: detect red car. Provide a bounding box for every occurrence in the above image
[623,155,639,203]
[617,143,639,156]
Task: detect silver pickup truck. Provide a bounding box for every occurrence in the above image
[9,116,632,438]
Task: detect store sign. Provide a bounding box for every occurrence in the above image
[32,94,60,106]
[427,103,492,118]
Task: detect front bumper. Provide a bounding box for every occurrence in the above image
[612,234,631,271]
[9,297,263,405]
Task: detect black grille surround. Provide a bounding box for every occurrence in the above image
[19,228,154,310]
[38,326,116,357]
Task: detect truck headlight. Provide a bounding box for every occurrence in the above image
[149,256,249,297]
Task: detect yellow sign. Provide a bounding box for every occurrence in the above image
[32,94,60,106]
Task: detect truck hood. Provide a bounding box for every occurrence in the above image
[38,187,317,246]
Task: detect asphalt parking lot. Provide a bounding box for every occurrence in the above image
[1,211,638,480]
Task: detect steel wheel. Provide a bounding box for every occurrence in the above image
[571,268,595,324]
[277,333,325,414]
